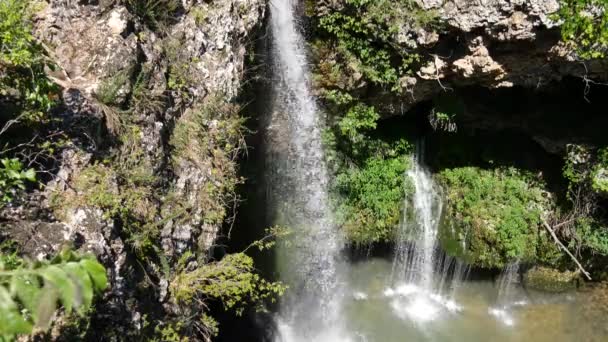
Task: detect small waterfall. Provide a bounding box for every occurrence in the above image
[392,143,443,288]
[497,262,521,305]
[267,0,346,340]
[489,262,526,326]
[386,143,462,322]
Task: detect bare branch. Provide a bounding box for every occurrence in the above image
[541,217,592,280]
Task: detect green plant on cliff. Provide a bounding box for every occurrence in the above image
[438,167,554,268]
[323,92,414,244]
[0,0,58,121]
[170,98,247,226]
[169,239,286,340]
[316,0,437,88]
[51,125,159,258]
[127,0,180,31]
[0,158,36,206]
[557,0,608,59]
[0,249,107,339]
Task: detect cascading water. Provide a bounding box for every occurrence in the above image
[386,144,462,323]
[489,262,527,326]
[266,0,347,340]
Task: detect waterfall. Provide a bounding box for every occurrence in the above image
[267,0,346,340]
[489,262,526,326]
[392,143,443,288]
[386,143,462,322]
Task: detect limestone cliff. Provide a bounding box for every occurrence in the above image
[1,0,266,339]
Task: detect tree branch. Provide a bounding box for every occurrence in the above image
[541,217,591,280]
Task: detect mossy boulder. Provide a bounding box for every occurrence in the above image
[523,266,579,293]
[438,166,558,269]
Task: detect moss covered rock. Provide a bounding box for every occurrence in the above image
[438,166,558,268]
[523,266,579,293]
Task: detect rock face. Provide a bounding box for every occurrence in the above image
[317,0,607,113]
[312,0,608,154]
[409,0,607,107]
[0,0,266,338]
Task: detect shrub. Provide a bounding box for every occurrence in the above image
[557,0,608,59]
[438,167,554,268]
[322,91,414,245]
[0,0,58,119]
[336,155,412,244]
[0,158,36,206]
[170,253,285,340]
[316,0,437,88]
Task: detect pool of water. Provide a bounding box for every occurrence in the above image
[338,258,605,342]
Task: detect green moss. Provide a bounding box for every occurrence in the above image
[438,167,553,268]
[523,266,579,292]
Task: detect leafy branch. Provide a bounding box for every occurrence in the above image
[0,250,108,339]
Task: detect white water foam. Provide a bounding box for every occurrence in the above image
[384,282,463,323]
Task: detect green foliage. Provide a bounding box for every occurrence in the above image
[0,0,58,120]
[574,217,608,255]
[171,253,286,315]
[337,103,380,148]
[170,98,246,226]
[321,90,414,245]
[0,0,41,67]
[245,226,292,252]
[591,147,608,194]
[126,0,180,31]
[429,94,464,132]
[0,241,23,271]
[438,167,553,268]
[563,145,608,197]
[95,70,130,106]
[0,158,36,205]
[336,156,412,244]
[316,0,436,88]
[557,0,608,59]
[0,250,107,340]
[152,322,190,342]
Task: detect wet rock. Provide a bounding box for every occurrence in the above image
[523,266,580,293]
